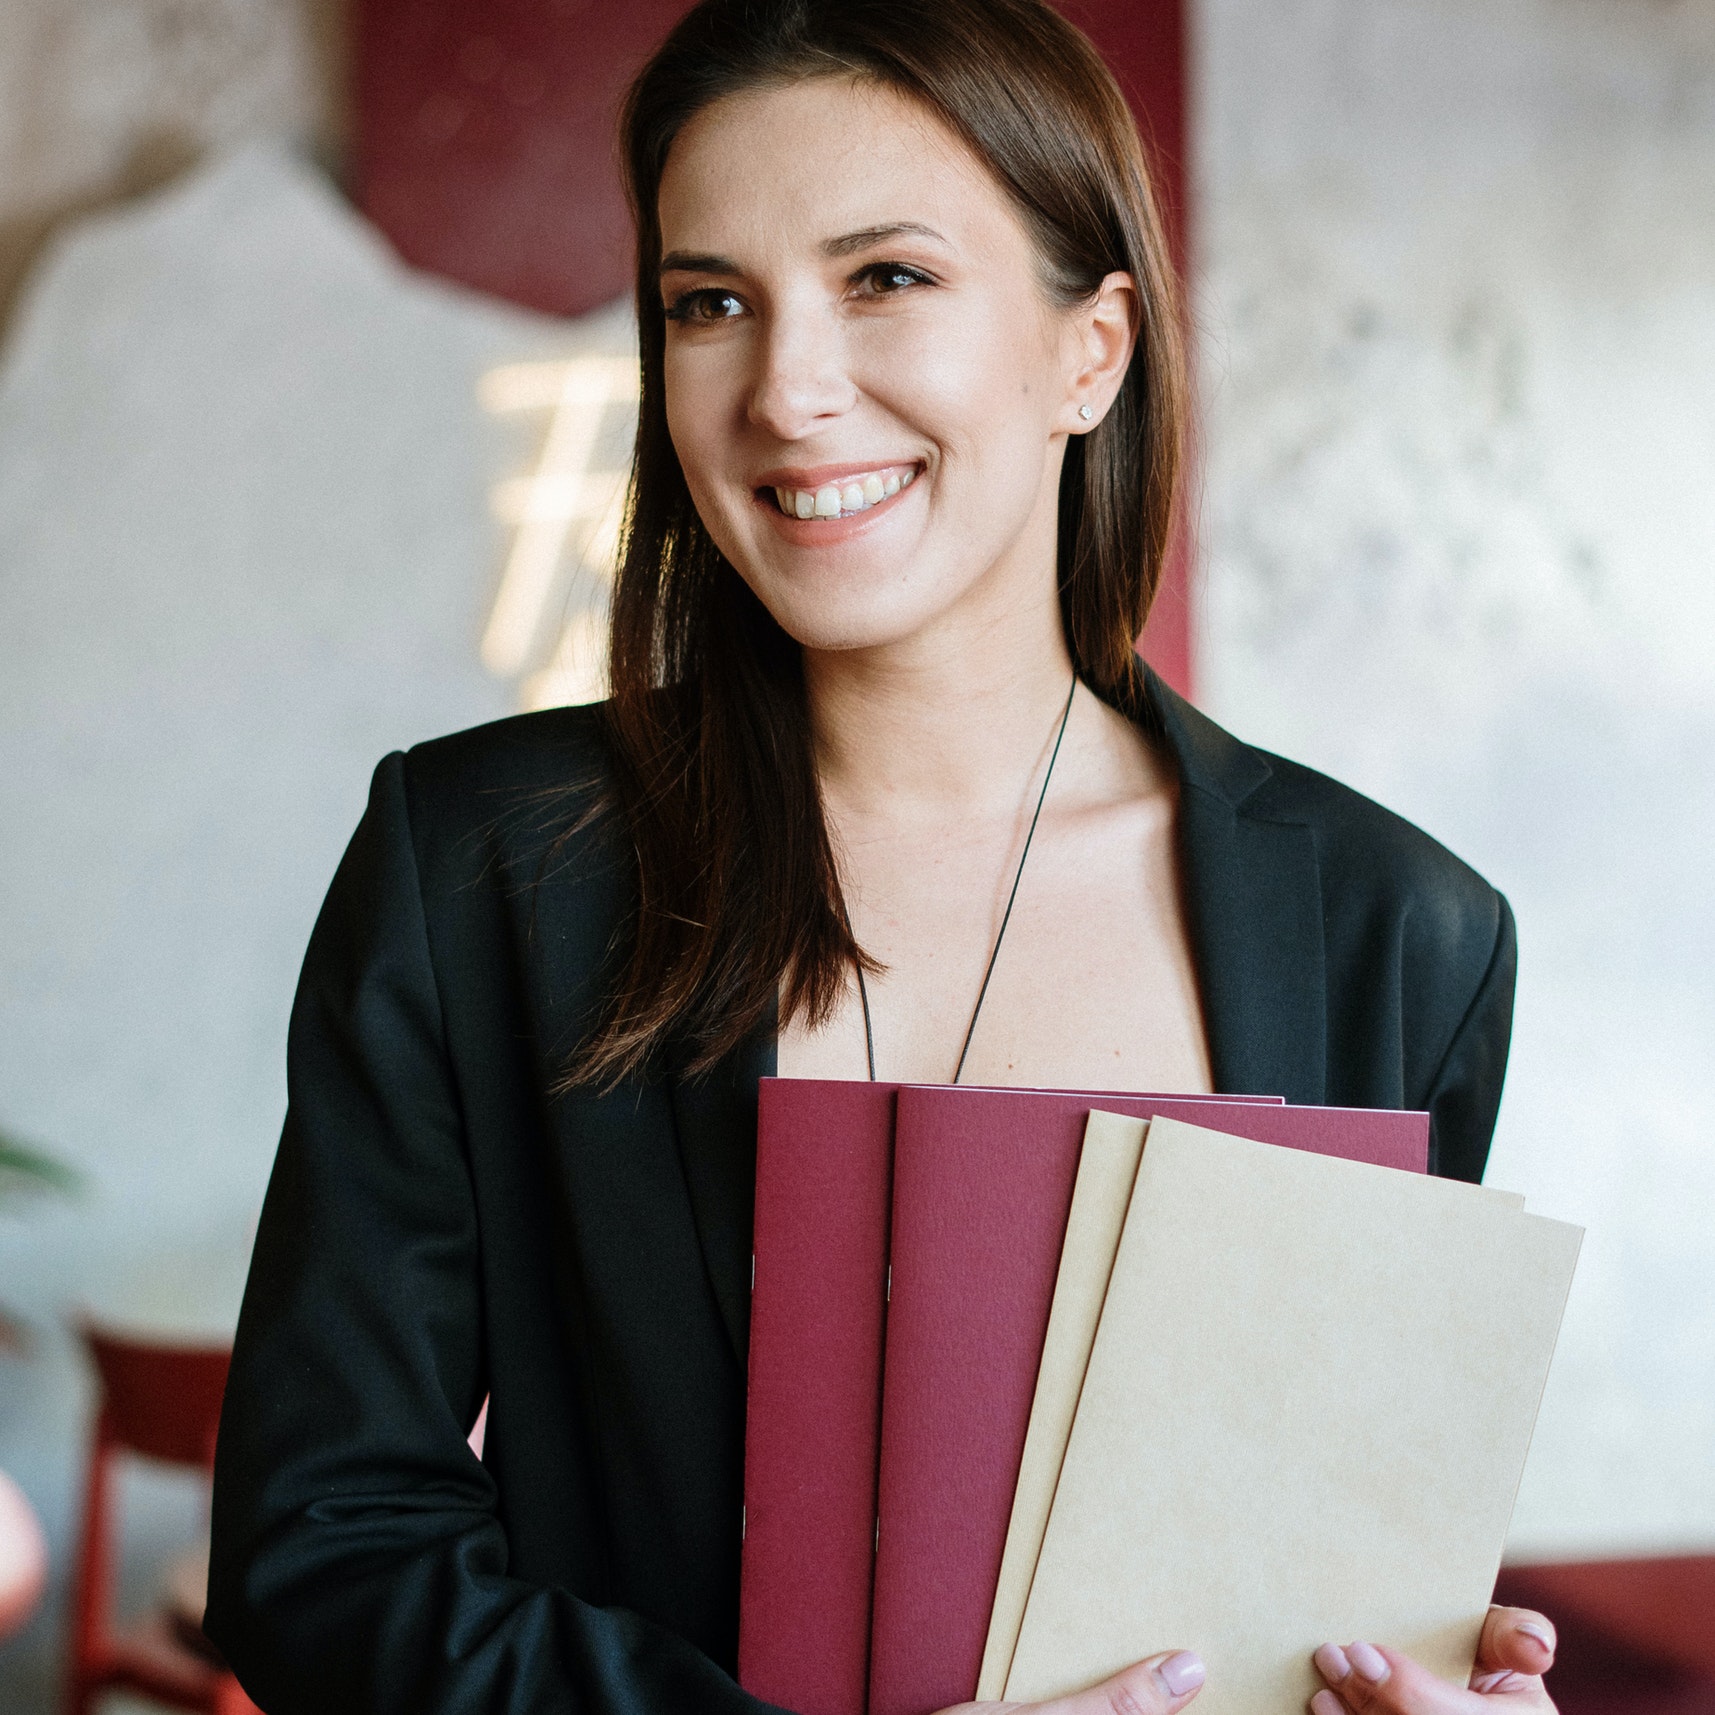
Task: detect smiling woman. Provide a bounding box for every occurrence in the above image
[589,14,1193,1095]
[205,3,1534,1714]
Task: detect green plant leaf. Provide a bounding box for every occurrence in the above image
[0,1131,82,1199]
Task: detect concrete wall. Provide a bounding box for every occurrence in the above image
[1197,0,1715,1558]
[0,0,343,330]
[0,144,578,1709]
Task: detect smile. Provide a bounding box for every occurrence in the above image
[766,465,917,521]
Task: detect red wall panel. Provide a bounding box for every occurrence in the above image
[1058,0,1188,272]
[355,0,695,317]
[1058,0,1194,695]
[354,0,1194,690]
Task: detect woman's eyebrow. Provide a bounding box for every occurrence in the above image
[821,221,949,257]
[659,250,739,276]
[658,222,950,277]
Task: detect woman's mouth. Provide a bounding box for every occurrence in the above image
[761,464,918,521]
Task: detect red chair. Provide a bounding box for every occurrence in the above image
[65,1324,262,1715]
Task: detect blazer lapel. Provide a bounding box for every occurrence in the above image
[521,806,759,1378]
[669,1024,776,1369]
[1150,674,1329,1105]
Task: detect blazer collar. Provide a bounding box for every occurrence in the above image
[1146,670,1329,1106]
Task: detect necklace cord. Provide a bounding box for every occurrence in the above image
[855,924,877,1083]
[851,672,1078,1084]
[836,895,878,1080]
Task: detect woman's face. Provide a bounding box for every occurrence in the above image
[655,76,1131,657]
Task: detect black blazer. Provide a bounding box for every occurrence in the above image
[206,674,1516,1715]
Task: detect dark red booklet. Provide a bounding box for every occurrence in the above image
[740,1080,1283,1715]
[866,1087,1430,1715]
[740,1078,900,1715]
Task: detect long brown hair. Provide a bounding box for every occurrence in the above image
[567,0,1186,1088]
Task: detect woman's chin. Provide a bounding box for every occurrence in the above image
[758,588,978,657]
[728,537,957,655]
[723,500,1022,658]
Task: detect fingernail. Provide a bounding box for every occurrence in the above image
[1515,1623,1554,1650]
[1347,1643,1390,1685]
[1314,1645,1352,1683]
[1311,1692,1345,1715]
[1475,1672,1529,1694]
[1157,1651,1207,1697]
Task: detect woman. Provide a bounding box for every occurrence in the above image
[207,2,1550,1712]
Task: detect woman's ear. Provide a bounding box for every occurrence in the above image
[1061,270,1139,433]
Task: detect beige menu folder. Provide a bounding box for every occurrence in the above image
[978,1110,1151,1698]
[1005,1116,1580,1715]
[981,1114,1530,1701]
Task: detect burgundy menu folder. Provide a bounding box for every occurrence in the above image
[740,1080,1282,1715]
[865,1087,1430,1715]
[741,1078,900,1715]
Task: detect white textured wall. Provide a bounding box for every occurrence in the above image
[0,145,575,1707]
[0,0,328,207]
[1197,0,1715,1558]
[0,0,340,322]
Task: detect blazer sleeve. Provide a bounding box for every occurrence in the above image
[206,753,777,1715]
[1421,891,1518,1185]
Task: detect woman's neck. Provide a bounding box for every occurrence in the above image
[804,603,1077,826]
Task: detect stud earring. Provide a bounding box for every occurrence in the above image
[1078,404,1093,421]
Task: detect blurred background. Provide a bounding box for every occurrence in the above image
[0,0,1709,1710]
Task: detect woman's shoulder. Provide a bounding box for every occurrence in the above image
[399,701,612,802]
[1251,744,1510,970]
[376,702,620,891]
[1149,674,1508,955]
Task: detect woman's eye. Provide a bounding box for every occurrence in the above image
[853,263,932,298]
[665,288,746,324]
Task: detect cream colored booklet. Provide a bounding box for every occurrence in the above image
[978,1110,1152,1698]
[1004,1116,1580,1714]
[980,1113,1530,1700]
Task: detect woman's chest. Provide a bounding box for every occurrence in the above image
[779,795,1213,1092]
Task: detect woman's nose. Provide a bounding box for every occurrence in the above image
[747,311,859,439]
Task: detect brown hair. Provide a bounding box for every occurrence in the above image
[567,0,1186,1088]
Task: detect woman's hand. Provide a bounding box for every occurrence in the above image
[1312,1606,1559,1715]
[937,1648,1207,1715]
[931,1605,1552,1715]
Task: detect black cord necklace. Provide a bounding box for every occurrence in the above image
[850,671,1079,1084]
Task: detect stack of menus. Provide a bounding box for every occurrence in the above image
[739,1079,1579,1715]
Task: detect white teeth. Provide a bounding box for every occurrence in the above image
[776,467,917,519]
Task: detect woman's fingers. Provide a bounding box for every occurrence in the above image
[1311,1641,1504,1715]
[1038,1650,1207,1715]
[940,1620,1557,1715]
[1475,1608,1556,1681]
[936,1650,1207,1715]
